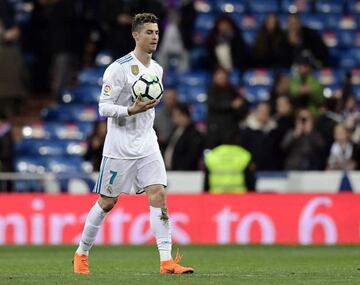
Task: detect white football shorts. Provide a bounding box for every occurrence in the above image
[93,151,167,197]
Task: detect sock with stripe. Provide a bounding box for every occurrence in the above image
[76,201,107,256]
[150,206,172,261]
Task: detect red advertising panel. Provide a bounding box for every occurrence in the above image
[0,194,359,245]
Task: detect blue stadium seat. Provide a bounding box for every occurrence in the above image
[190,102,207,123]
[230,69,241,87]
[94,50,113,67]
[338,30,357,48]
[46,156,86,173]
[315,0,344,14]
[351,85,360,101]
[322,31,339,48]
[177,85,208,104]
[243,69,274,87]
[347,0,360,14]
[14,157,47,192]
[248,0,279,13]
[281,0,311,13]
[21,122,93,140]
[314,68,345,87]
[350,68,360,85]
[337,15,358,30]
[243,30,257,45]
[216,0,246,13]
[177,70,210,87]
[242,86,271,104]
[338,50,360,69]
[42,104,98,122]
[16,139,88,157]
[61,83,101,105]
[236,14,264,31]
[300,14,326,31]
[78,67,105,85]
[194,12,215,35]
[16,139,66,156]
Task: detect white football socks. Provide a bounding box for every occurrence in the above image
[150,206,172,261]
[76,201,107,256]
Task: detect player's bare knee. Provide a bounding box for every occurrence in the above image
[98,196,118,212]
[147,187,166,208]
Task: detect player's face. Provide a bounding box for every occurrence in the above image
[134,23,159,54]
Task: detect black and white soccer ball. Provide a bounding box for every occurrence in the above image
[131,74,164,102]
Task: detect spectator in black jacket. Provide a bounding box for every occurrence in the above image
[207,66,248,149]
[164,102,204,171]
[279,13,328,67]
[205,14,248,71]
[0,112,14,192]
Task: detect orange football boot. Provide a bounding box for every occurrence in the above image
[73,253,90,274]
[160,250,194,274]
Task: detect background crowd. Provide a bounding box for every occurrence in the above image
[1,0,360,192]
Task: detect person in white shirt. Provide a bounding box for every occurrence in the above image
[73,13,193,275]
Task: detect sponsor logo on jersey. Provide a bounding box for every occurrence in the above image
[131,65,139,75]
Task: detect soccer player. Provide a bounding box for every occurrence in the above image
[73,13,194,275]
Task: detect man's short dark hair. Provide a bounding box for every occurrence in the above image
[132,13,158,32]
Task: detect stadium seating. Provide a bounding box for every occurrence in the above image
[42,104,98,122]
[61,83,101,105]
[281,0,311,13]
[248,0,279,13]
[315,0,344,14]
[216,0,246,13]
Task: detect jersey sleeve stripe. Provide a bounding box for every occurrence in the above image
[116,55,133,64]
[118,57,133,65]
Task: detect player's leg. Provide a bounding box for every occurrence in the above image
[73,195,118,274]
[139,152,193,274]
[74,156,135,274]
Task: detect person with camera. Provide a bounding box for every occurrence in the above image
[281,108,326,170]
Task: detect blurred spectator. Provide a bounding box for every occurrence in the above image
[99,0,165,60]
[289,50,324,116]
[154,88,178,153]
[207,66,248,149]
[342,95,360,144]
[99,0,137,60]
[316,97,342,157]
[205,14,248,71]
[327,123,360,170]
[282,108,326,170]
[179,0,197,51]
[85,120,107,171]
[270,74,291,114]
[0,112,14,192]
[273,96,295,169]
[0,0,27,117]
[240,101,278,170]
[30,0,83,96]
[204,132,256,193]
[252,13,284,68]
[279,13,328,67]
[156,9,189,72]
[164,102,204,170]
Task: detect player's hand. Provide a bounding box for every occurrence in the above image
[127,96,159,116]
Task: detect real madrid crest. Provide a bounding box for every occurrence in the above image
[105,185,112,194]
[131,65,139,75]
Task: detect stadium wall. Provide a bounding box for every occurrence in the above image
[16,171,360,193]
[0,193,359,245]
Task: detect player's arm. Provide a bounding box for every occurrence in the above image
[98,64,158,118]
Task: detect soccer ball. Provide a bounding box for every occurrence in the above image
[131,73,164,102]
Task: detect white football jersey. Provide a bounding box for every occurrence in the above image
[99,52,163,159]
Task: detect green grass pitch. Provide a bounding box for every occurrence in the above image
[0,245,359,285]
